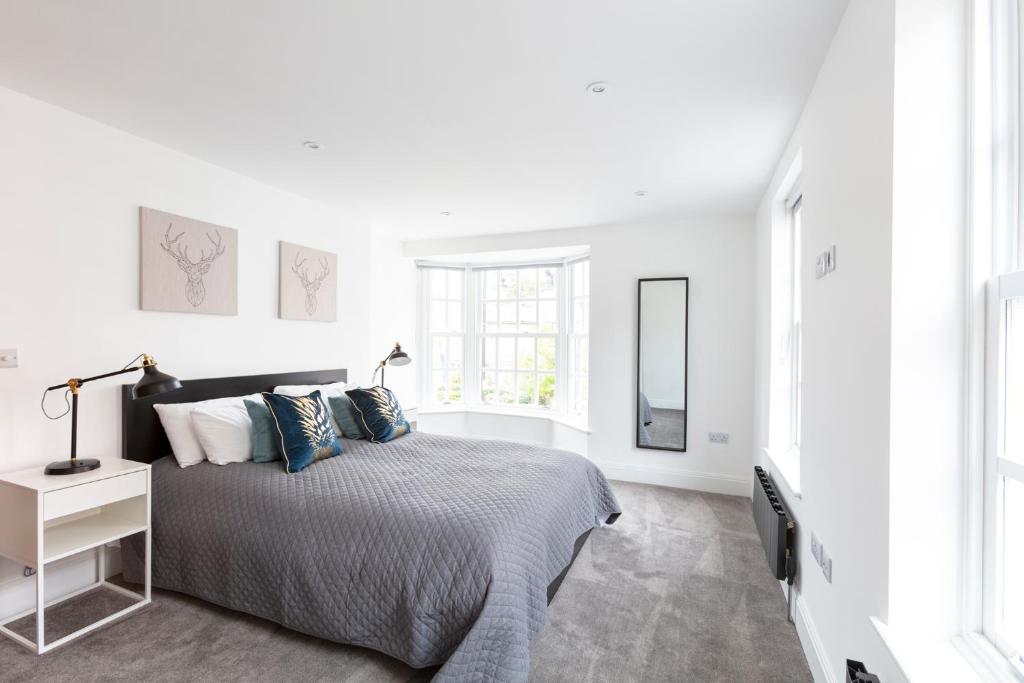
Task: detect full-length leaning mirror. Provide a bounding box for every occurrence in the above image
[637,277,689,452]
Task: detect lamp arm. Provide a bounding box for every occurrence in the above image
[45,354,157,392]
[46,365,142,392]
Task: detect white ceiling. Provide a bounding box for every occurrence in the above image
[0,1,847,239]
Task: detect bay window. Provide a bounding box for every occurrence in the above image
[419,257,589,419]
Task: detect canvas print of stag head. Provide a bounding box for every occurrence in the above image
[140,207,238,315]
[279,241,337,322]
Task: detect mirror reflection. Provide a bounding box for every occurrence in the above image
[637,278,688,451]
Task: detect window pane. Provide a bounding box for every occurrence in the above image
[1001,476,1024,654]
[539,268,557,298]
[449,336,463,369]
[572,300,585,334]
[539,373,556,407]
[499,270,517,299]
[484,271,498,300]
[540,301,558,333]
[1005,297,1024,463]
[582,261,590,293]
[518,372,536,405]
[482,337,497,370]
[518,301,537,333]
[433,370,447,402]
[573,263,583,292]
[500,302,516,332]
[481,371,496,402]
[432,336,447,369]
[430,301,446,333]
[449,371,462,402]
[430,269,447,298]
[576,375,589,413]
[519,269,537,298]
[498,338,515,369]
[576,337,589,374]
[484,302,498,332]
[447,302,461,333]
[498,372,515,404]
[538,338,556,371]
[447,270,463,300]
[517,338,535,370]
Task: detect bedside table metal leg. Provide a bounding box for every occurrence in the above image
[35,495,44,654]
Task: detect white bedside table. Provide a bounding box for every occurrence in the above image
[0,457,151,654]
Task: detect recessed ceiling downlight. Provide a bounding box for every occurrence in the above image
[440,211,452,216]
[634,190,648,197]
[303,141,322,150]
[585,81,608,94]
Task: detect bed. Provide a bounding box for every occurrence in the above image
[119,369,620,682]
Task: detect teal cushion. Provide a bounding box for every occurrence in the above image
[244,399,282,463]
[344,386,411,443]
[261,391,342,473]
[327,394,368,439]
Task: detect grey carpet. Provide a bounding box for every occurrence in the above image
[0,481,810,682]
[645,408,687,449]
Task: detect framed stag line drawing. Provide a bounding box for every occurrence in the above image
[140,207,238,315]
[279,241,337,322]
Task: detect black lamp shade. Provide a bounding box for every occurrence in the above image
[388,350,411,366]
[132,364,183,399]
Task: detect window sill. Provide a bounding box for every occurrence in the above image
[419,404,591,433]
[870,617,1017,682]
[762,447,802,499]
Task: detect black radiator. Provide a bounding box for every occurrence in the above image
[753,466,796,597]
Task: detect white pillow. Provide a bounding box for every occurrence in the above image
[273,381,352,398]
[153,394,261,468]
[190,402,254,466]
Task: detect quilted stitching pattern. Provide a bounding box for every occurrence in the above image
[124,432,620,682]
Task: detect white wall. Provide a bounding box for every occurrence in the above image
[639,279,687,410]
[753,0,905,681]
[0,86,374,615]
[402,216,755,496]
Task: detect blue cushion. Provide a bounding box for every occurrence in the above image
[344,386,411,443]
[327,394,368,439]
[244,399,282,463]
[261,391,342,473]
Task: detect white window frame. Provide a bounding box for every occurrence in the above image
[567,257,590,417]
[767,179,804,488]
[963,1,1024,678]
[417,257,589,418]
[984,271,1024,668]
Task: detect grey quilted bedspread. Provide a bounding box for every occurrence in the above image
[122,431,620,681]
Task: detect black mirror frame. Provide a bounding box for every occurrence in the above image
[636,276,689,452]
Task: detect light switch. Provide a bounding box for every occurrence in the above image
[0,349,19,368]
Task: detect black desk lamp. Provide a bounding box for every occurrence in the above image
[372,342,411,388]
[42,354,182,475]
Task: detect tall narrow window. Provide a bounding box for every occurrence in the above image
[982,0,1024,669]
[989,279,1024,660]
[768,187,803,484]
[426,268,464,403]
[568,259,590,416]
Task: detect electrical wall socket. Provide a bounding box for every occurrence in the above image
[708,432,729,444]
[821,550,833,583]
[0,349,18,368]
[810,532,822,565]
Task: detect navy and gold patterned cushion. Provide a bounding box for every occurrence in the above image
[344,386,411,443]
[261,391,342,473]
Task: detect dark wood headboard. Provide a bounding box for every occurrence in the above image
[121,368,348,463]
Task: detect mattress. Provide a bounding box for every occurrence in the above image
[123,431,621,681]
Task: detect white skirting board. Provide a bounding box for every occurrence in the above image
[781,580,836,683]
[0,546,122,622]
[593,461,751,497]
